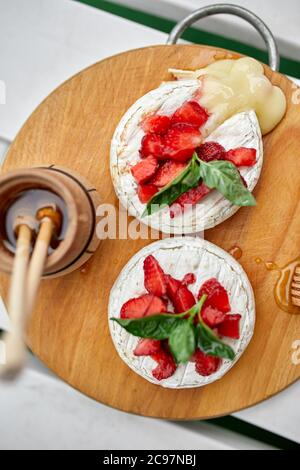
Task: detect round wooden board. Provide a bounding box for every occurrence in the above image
[1,45,300,419]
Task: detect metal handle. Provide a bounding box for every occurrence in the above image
[167,4,280,71]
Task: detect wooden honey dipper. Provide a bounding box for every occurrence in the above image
[27,206,62,314]
[291,267,300,307]
[0,205,62,379]
[1,215,34,379]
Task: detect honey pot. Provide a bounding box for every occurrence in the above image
[0,166,101,278]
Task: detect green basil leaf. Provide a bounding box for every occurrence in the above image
[199,159,256,207]
[186,295,207,322]
[169,321,196,364]
[111,314,182,340]
[196,322,235,360]
[142,154,201,217]
[111,297,207,354]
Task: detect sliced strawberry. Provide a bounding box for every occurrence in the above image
[120,294,167,319]
[142,114,171,135]
[140,134,164,158]
[173,285,196,313]
[151,160,187,188]
[134,338,161,356]
[225,147,257,167]
[198,278,230,313]
[194,349,222,376]
[202,305,226,328]
[144,296,168,317]
[144,255,167,297]
[182,273,196,286]
[162,123,202,161]
[151,349,177,380]
[137,184,158,203]
[131,157,158,184]
[121,294,153,319]
[171,101,209,128]
[218,314,241,339]
[197,142,226,162]
[165,274,181,305]
[170,182,211,217]
[174,182,211,208]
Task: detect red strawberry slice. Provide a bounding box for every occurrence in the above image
[182,273,196,286]
[162,123,202,161]
[144,255,167,297]
[197,142,226,162]
[165,274,182,304]
[137,184,158,203]
[140,134,164,158]
[225,147,257,167]
[173,285,196,313]
[170,182,211,217]
[134,338,161,356]
[202,305,227,328]
[171,101,209,128]
[198,278,230,313]
[218,314,241,339]
[144,296,168,317]
[142,114,171,135]
[131,157,158,184]
[174,182,211,208]
[120,294,167,319]
[151,350,177,380]
[194,349,222,376]
[165,273,196,311]
[151,160,187,188]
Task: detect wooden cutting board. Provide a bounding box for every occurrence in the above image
[1,45,300,419]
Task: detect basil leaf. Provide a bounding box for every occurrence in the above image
[143,154,201,217]
[111,298,206,341]
[169,321,196,364]
[199,159,256,207]
[111,314,182,340]
[196,322,235,360]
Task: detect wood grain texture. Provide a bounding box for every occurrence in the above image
[0,45,299,419]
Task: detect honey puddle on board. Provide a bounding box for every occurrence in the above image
[255,257,300,315]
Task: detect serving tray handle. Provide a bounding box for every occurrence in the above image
[167,3,280,71]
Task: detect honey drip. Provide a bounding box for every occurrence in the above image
[228,246,243,260]
[255,257,300,315]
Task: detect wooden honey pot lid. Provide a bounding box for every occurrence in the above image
[0,43,300,419]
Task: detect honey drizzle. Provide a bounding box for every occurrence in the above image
[255,257,300,315]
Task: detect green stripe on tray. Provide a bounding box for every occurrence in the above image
[77,0,300,78]
[208,416,300,450]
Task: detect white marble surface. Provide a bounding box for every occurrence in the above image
[235,381,300,443]
[0,0,165,141]
[0,366,274,450]
[0,138,9,166]
[0,0,299,449]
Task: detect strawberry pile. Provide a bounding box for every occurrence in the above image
[130,100,257,211]
[119,255,241,381]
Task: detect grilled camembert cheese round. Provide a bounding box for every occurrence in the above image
[110,79,263,234]
[109,237,255,389]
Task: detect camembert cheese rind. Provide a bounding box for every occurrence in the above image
[108,237,255,389]
[110,78,263,234]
